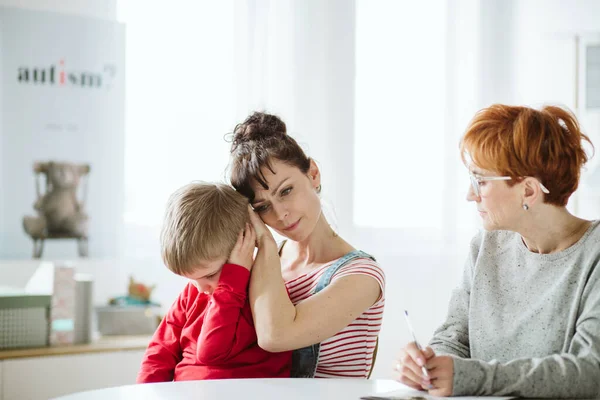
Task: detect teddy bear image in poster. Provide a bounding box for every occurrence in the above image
[22,161,91,258]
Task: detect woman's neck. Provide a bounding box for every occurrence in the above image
[519,206,592,254]
[286,212,353,265]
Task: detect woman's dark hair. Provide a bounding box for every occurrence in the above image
[229,112,311,202]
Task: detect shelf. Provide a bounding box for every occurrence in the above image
[0,335,151,360]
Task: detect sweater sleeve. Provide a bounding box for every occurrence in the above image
[196,263,258,364]
[136,283,191,383]
[428,235,479,358]
[450,261,600,398]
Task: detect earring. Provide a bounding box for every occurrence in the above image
[316,184,322,194]
[522,204,529,211]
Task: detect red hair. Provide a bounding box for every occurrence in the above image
[460,104,594,206]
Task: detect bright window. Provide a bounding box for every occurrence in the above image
[118,1,236,229]
[354,1,447,229]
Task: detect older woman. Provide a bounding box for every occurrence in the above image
[394,104,600,398]
[228,112,385,378]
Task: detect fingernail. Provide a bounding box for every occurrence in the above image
[416,358,424,366]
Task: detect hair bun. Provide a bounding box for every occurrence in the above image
[232,112,287,146]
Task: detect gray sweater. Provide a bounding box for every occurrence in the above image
[430,220,600,398]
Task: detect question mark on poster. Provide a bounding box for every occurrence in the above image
[103,64,117,89]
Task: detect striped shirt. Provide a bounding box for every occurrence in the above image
[284,257,385,378]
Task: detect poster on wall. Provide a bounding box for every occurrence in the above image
[0,7,125,259]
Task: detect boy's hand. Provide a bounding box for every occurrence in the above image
[227,223,256,271]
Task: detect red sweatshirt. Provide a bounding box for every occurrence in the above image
[137,264,291,382]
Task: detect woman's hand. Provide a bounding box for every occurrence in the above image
[227,223,256,271]
[426,355,454,397]
[247,205,275,245]
[393,342,435,390]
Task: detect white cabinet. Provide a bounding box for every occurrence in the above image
[1,350,144,400]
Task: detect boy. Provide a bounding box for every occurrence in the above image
[137,182,291,382]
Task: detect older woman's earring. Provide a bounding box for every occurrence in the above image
[522,204,529,211]
[316,184,322,194]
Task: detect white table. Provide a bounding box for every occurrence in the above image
[51,378,406,400]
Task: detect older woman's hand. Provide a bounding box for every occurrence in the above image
[425,355,454,397]
[393,342,435,390]
[247,205,275,245]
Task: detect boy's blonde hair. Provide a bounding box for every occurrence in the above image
[161,182,249,275]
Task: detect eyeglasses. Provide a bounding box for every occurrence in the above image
[469,172,550,198]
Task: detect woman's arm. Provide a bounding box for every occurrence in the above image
[447,259,600,398]
[428,232,485,358]
[428,257,473,358]
[446,350,600,397]
[248,211,382,353]
[426,233,600,398]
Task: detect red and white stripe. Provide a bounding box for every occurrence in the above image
[285,258,385,378]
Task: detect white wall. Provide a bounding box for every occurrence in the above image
[479,0,516,105]
[512,0,600,107]
[511,0,600,218]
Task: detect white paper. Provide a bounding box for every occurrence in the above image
[360,387,514,400]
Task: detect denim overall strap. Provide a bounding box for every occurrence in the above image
[277,240,287,255]
[290,250,376,378]
[313,250,375,294]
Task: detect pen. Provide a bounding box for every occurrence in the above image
[403,310,431,380]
